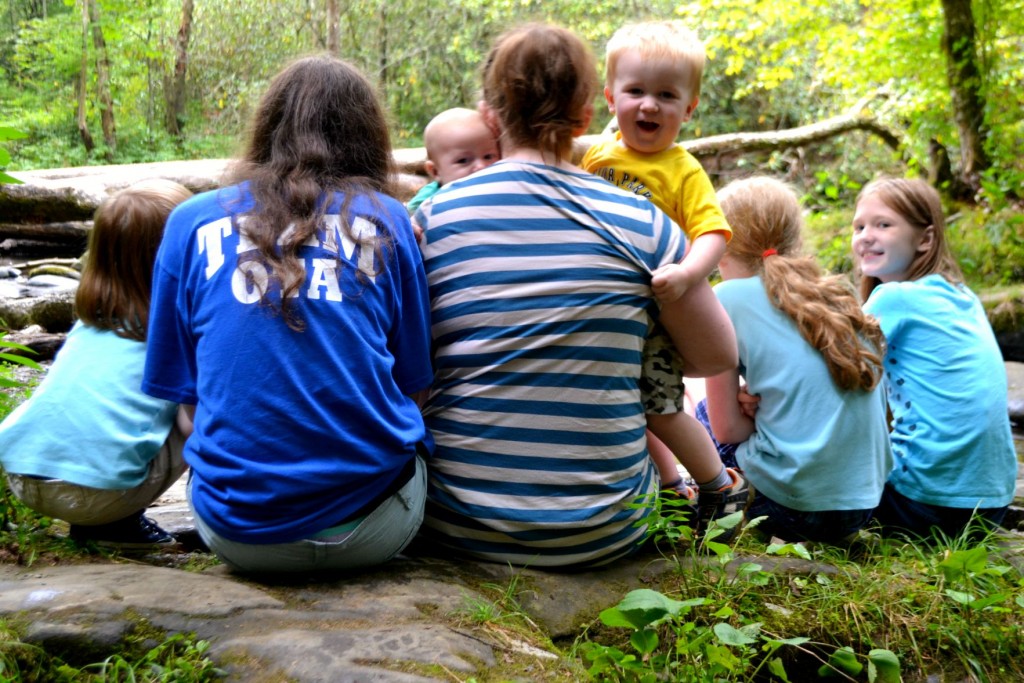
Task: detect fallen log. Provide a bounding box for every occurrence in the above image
[1,326,66,362]
[1,94,906,231]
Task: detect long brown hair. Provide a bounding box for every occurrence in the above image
[227,54,395,331]
[720,176,885,392]
[75,180,192,342]
[482,24,598,164]
[855,177,963,301]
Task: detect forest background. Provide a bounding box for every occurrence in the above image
[1,0,1023,284]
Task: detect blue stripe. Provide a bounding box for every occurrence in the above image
[427,394,641,420]
[428,417,645,446]
[427,264,650,291]
[435,345,643,368]
[433,318,649,346]
[431,444,646,472]
[436,371,638,392]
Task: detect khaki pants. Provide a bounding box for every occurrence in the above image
[5,424,188,526]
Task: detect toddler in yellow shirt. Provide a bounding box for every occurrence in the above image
[584,20,748,535]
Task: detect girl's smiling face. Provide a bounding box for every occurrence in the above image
[852,193,933,283]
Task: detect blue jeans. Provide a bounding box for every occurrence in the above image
[189,456,426,574]
[747,495,873,543]
[872,483,1007,540]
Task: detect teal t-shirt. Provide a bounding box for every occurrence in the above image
[0,322,177,489]
[715,275,893,512]
[864,274,1016,508]
[406,180,440,213]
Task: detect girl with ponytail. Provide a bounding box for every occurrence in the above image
[702,176,892,543]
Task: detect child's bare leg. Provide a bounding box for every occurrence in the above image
[659,280,737,378]
[647,412,726,485]
[648,428,686,487]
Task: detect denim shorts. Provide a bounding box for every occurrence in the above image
[190,455,427,574]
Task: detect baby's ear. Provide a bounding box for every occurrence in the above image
[424,160,439,180]
[603,86,616,113]
[683,96,700,122]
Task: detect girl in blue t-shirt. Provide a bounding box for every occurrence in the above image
[0,180,193,551]
[701,176,892,543]
[853,177,1016,539]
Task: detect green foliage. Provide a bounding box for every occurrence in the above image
[0,624,225,682]
[0,127,28,184]
[4,0,1016,197]
[577,514,1024,682]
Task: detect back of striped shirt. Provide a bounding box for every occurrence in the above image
[418,160,685,568]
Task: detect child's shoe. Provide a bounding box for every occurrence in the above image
[661,477,697,502]
[70,512,176,551]
[695,468,753,543]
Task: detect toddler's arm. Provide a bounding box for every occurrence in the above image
[651,231,727,303]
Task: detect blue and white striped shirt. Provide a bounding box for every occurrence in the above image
[418,160,685,568]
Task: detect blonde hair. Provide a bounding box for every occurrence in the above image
[719,176,885,392]
[855,177,963,301]
[76,179,192,342]
[482,23,598,164]
[605,20,705,97]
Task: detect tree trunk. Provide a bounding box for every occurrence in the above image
[165,0,194,137]
[76,0,94,153]
[325,0,338,55]
[87,0,115,160]
[940,0,989,193]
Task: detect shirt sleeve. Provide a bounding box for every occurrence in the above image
[385,202,435,395]
[142,207,198,405]
[678,165,732,243]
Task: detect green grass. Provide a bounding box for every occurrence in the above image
[571,506,1024,683]
[0,622,226,682]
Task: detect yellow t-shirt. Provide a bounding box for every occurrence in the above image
[581,132,731,243]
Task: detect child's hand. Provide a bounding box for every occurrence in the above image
[411,218,424,243]
[651,263,698,304]
[737,385,760,420]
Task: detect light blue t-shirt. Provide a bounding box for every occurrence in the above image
[715,275,892,512]
[864,273,1016,508]
[0,322,177,489]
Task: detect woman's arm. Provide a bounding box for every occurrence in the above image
[705,367,755,444]
[659,279,738,378]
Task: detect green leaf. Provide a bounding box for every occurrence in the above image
[769,656,792,682]
[819,647,863,677]
[713,622,759,646]
[938,546,988,582]
[599,589,702,629]
[0,127,28,141]
[944,589,974,605]
[867,649,901,683]
[766,542,812,560]
[968,592,1008,610]
[629,628,658,656]
[0,171,22,185]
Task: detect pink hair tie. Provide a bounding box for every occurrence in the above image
[762,248,778,259]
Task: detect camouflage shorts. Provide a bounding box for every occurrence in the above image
[639,324,685,415]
